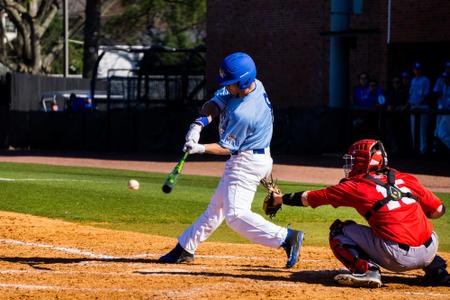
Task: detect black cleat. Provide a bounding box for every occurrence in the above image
[421,268,450,286]
[282,229,304,268]
[158,243,194,263]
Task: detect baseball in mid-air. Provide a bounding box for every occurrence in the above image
[128,179,140,190]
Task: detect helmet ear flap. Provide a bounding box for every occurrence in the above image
[369,140,388,171]
[346,139,388,177]
[377,140,388,167]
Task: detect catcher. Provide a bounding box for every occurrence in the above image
[264,139,449,287]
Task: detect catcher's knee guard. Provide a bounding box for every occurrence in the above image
[329,219,376,274]
[329,219,356,237]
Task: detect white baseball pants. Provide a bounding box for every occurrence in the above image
[178,149,288,254]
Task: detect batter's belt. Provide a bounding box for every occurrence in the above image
[231,148,270,155]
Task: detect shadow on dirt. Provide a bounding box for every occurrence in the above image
[293,269,427,287]
[0,256,159,268]
[0,256,433,287]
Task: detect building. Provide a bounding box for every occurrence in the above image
[206,0,450,108]
[1,12,17,44]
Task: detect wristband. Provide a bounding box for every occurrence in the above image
[194,114,210,127]
[282,192,305,206]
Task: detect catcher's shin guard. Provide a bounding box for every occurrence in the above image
[329,238,371,273]
[329,219,376,274]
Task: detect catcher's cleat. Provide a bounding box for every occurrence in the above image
[421,268,450,286]
[158,243,194,264]
[282,229,304,268]
[334,269,382,288]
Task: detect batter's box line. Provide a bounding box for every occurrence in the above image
[0,283,131,293]
[0,239,328,263]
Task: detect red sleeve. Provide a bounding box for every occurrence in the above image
[307,180,361,209]
[403,174,442,215]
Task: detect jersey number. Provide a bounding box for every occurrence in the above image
[375,179,416,211]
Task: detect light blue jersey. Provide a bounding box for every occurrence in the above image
[210,79,273,152]
[409,75,430,106]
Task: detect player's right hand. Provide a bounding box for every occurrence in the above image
[183,141,205,154]
[185,123,202,143]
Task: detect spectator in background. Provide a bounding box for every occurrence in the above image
[433,61,450,95]
[433,71,450,154]
[68,93,94,112]
[409,62,431,155]
[353,72,370,106]
[367,80,385,107]
[351,76,384,140]
[401,71,411,91]
[66,93,76,112]
[385,76,410,154]
[386,77,409,110]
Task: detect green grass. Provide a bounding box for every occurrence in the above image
[0,162,448,251]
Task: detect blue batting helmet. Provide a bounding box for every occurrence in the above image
[217,52,257,90]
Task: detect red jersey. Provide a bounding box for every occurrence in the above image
[307,169,442,246]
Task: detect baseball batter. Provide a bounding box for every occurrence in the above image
[159,52,304,268]
[276,139,449,287]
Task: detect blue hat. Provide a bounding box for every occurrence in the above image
[401,71,410,78]
[413,62,422,70]
[217,52,257,90]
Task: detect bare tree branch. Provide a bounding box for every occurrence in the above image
[0,0,27,15]
[38,3,58,38]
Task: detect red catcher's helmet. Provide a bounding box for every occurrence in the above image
[343,139,388,178]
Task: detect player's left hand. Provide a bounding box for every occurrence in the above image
[183,141,206,154]
[260,175,283,218]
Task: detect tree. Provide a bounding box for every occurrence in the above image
[103,0,206,48]
[0,0,61,73]
[0,0,115,74]
[82,0,101,79]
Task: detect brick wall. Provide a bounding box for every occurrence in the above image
[207,0,450,108]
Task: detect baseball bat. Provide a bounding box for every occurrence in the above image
[162,152,189,194]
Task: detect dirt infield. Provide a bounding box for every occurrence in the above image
[0,211,448,299]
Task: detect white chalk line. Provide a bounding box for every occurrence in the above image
[0,239,327,263]
[0,239,116,259]
[0,283,129,293]
[0,269,144,276]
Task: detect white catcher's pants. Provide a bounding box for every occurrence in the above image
[178,149,288,254]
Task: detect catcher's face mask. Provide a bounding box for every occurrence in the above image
[343,154,354,178]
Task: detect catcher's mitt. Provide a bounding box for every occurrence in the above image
[260,175,283,218]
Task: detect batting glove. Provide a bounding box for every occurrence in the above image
[183,141,205,154]
[185,123,202,144]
